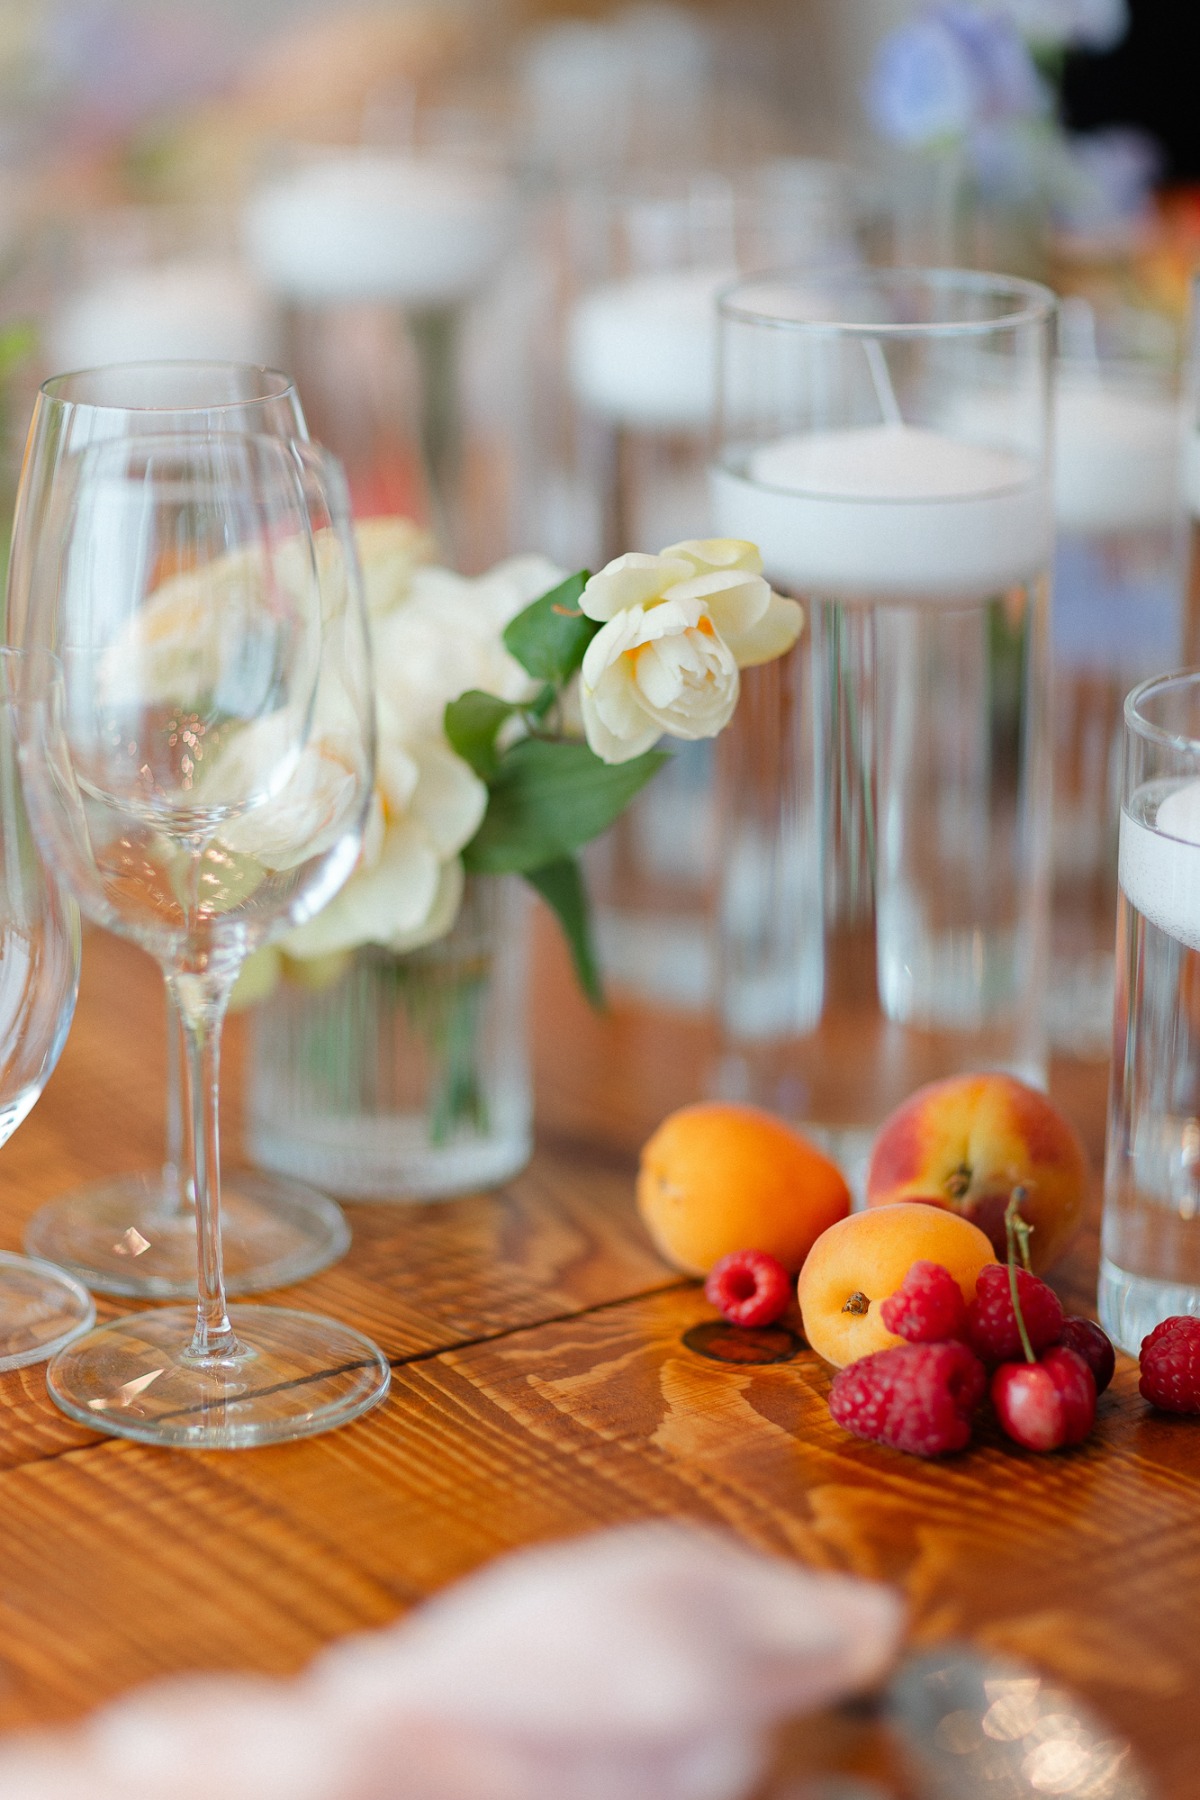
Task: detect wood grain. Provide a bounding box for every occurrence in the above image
[1,919,1193,1797]
[0,1285,1193,1794]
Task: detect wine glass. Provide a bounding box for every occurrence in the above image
[7,361,350,1298]
[0,649,94,1368]
[20,432,389,1447]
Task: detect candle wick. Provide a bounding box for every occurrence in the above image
[865,338,903,428]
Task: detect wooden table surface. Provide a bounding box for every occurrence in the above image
[0,916,1194,1795]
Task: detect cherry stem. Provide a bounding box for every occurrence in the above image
[1005,1187,1036,1364]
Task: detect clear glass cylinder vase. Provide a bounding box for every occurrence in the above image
[246,877,532,1201]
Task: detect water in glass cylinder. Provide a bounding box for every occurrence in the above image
[1101,780,1200,1354]
[712,424,1051,1185]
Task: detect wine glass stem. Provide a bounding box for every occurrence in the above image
[163,988,193,1213]
[168,969,235,1358]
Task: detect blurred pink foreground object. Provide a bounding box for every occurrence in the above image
[0,1523,903,1800]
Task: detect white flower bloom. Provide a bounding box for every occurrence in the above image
[580,596,740,765]
[354,516,436,616]
[660,547,804,670]
[722,591,804,668]
[371,553,565,741]
[579,539,802,694]
[580,552,694,621]
[659,537,763,576]
[213,724,365,871]
[281,733,486,960]
[282,813,462,959]
[278,545,563,964]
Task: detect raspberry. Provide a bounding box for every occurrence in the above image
[1139,1316,1200,1413]
[879,1260,967,1343]
[992,1346,1096,1451]
[829,1340,987,1457]
[965,1264,1064,1367]
[705,1250,791,1328]
[1060,1317,1115,1395]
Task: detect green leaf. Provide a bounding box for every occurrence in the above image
[523,855,604,1008]
[0,321,34,379]
[444,690,522,780]
[502,572,597,685]
[463,737,667,874]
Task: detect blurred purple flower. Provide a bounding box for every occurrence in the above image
[1051,125,1161,233]
[990,0,1129,50]
[37,0,238,140]
[866,5,1046,148]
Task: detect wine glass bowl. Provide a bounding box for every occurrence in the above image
[31,435,335,971]
[20,434,389,1447]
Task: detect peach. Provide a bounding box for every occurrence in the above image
[637,1102,852,1276]
[797,1203,994,1368]
[865,1074,1087,1274]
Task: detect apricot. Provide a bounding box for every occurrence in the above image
[636,1102,851,1276]
[865,1074,1087,1273]
[797,1203,994,1368]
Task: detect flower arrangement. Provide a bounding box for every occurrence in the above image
[240,523,801,1009]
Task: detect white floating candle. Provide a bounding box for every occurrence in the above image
[49,261,278,371]
[1182,430,1200,518]
[568,266,732,432]
[1120,782,1200,953]
[1054,375,1181,536]
[711,423,1051,602]
[244,153,515,308]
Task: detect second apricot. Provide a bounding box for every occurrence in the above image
[797,1203,995,1368]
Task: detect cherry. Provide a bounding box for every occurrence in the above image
[991,1344,1096,1451]
[1060,1316,1116,1395]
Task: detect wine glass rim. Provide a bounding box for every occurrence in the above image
[59,431,350,512]
[716,266,1056,337]
[39,362,297,413]
[1125,670,1200,754]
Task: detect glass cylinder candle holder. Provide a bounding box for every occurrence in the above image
[244,130,519,568]
[711,269,1055,1189]
[1102,673,1200,1353]
[559,164,870,1012]
[43,202,280,375]
[1047,299,1185,1058]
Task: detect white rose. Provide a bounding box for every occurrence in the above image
[371,554,566,743]
[580,595,740,765]
[281,735,486,960]
[582,540,802,672]
[354,516,436,617]
[579,552,694,620]
[665,542,803,668]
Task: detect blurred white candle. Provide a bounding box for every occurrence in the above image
[244,152,515,308]
[568,266,732,432]
[1054,374,1181,535]
[711,422,1050,601]
[1120,782,1200,953]
[49,261,278,370]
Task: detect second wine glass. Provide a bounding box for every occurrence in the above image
[21,432,389,1446]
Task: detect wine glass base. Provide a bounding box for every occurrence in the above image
[24,1169,351,1299]
[0,1250,95,1371]
[47,1304,391,1448]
